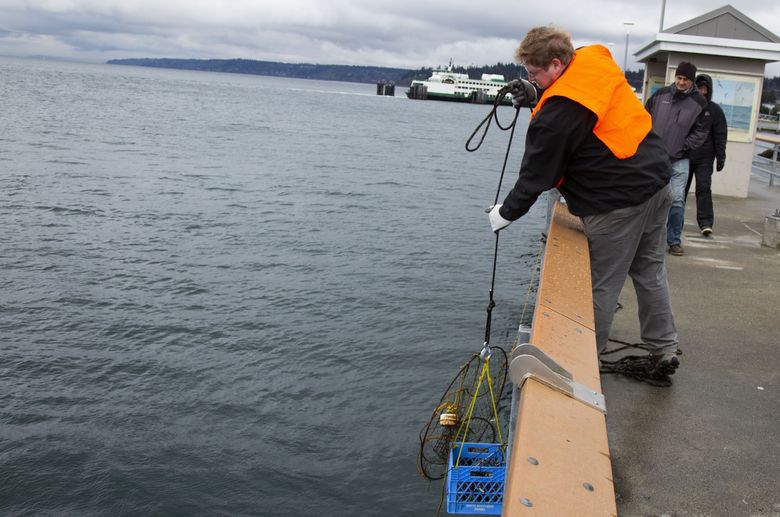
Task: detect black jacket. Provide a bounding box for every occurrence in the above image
[499,96,671,219]
[689,74,728,166]
[645,84,711,161]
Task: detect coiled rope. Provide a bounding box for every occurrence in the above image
[599,305,683,387]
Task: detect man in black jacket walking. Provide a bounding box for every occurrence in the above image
[645,62,711,256]
[687,74,728,236]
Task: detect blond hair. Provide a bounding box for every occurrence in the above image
[514,26,575,68]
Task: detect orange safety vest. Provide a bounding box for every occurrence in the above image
[531,45,651,159]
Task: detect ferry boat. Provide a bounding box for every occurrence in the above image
[406,60,514,105]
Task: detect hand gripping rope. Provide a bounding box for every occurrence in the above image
[465,84,522,353]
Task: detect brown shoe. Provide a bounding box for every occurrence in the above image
[669,244,684,256]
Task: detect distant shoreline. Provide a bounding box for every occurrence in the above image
[107,58,421,86]
[107,57,648,92]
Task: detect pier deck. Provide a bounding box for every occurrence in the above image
[604,177,780,515]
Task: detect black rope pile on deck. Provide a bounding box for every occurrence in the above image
[600,337,683,387]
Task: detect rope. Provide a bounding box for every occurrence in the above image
[454,90,520,466]
[483,234,499,346]
[599,339,683,387]
[421,93,525,513]
[599,355,672,387]
[464,85,520,156]
[452,356,504,458]
[464,88,523,349]
[511,234,545,353]
[484,361,504,448]
[417,348,508,482]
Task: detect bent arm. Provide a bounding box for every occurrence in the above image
[684,106,712,154]
[644,91,658,114]
[500,98,596,220]
[713,109,728,163]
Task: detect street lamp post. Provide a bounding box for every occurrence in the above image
[623,22,634,74]
[659,0,666,31]
[623,21,635,74]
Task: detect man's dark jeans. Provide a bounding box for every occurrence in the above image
[686,160,715,229]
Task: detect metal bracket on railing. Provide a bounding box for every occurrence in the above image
[510,344,607,414]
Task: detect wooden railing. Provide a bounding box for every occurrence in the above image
[502,198,617,516]
[754,132,780,186]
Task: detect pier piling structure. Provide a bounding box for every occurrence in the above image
[375,81,395,96]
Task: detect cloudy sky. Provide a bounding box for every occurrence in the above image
[1,0,780,74]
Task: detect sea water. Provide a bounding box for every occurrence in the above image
[0,57,546,515]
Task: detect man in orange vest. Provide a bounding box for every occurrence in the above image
[488,26,679,377]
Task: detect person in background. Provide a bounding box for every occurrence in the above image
[686,74,728,236]
[489,26,680,377]
[645,62,711,256]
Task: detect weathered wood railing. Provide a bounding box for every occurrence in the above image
[502,198,617,516]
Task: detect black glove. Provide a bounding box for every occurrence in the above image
[716,159,725,171]
[507,79,537,109]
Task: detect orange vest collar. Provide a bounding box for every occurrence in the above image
[530,45,651,159]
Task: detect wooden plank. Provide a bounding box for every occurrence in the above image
[531,307,601,392]
[755,132,780,145]
[502,382,615,515]
[502,200,616,516]
[535,208,594,332]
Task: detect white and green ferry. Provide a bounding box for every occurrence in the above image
[406,60,513,105]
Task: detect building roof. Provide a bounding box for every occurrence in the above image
[635,4,780,64]
[664,4,780,42]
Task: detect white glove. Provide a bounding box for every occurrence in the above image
[507,79,537,109]
[489,204,512,233]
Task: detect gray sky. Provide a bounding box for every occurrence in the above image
[2,0,780,75]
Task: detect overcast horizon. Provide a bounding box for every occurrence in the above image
[2,0,780,76]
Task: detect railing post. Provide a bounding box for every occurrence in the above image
[505,324,532,464]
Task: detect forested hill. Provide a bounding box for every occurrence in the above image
[107,57,650,90]
[107,58,422,85]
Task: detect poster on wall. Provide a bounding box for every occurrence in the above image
[647,76,666,98]
[710,75,759,141]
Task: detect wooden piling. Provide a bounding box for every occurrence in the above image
[376,81,395,96]
[407,83,427,100]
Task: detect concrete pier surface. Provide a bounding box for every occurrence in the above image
[603,177,780,516]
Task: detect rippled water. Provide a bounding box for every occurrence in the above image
[0,57,546,515]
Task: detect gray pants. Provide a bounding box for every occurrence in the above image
[582,184,678,354]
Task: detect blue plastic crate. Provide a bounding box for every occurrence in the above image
[446,442,505,515]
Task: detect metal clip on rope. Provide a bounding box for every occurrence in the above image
[479,341,492,361]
